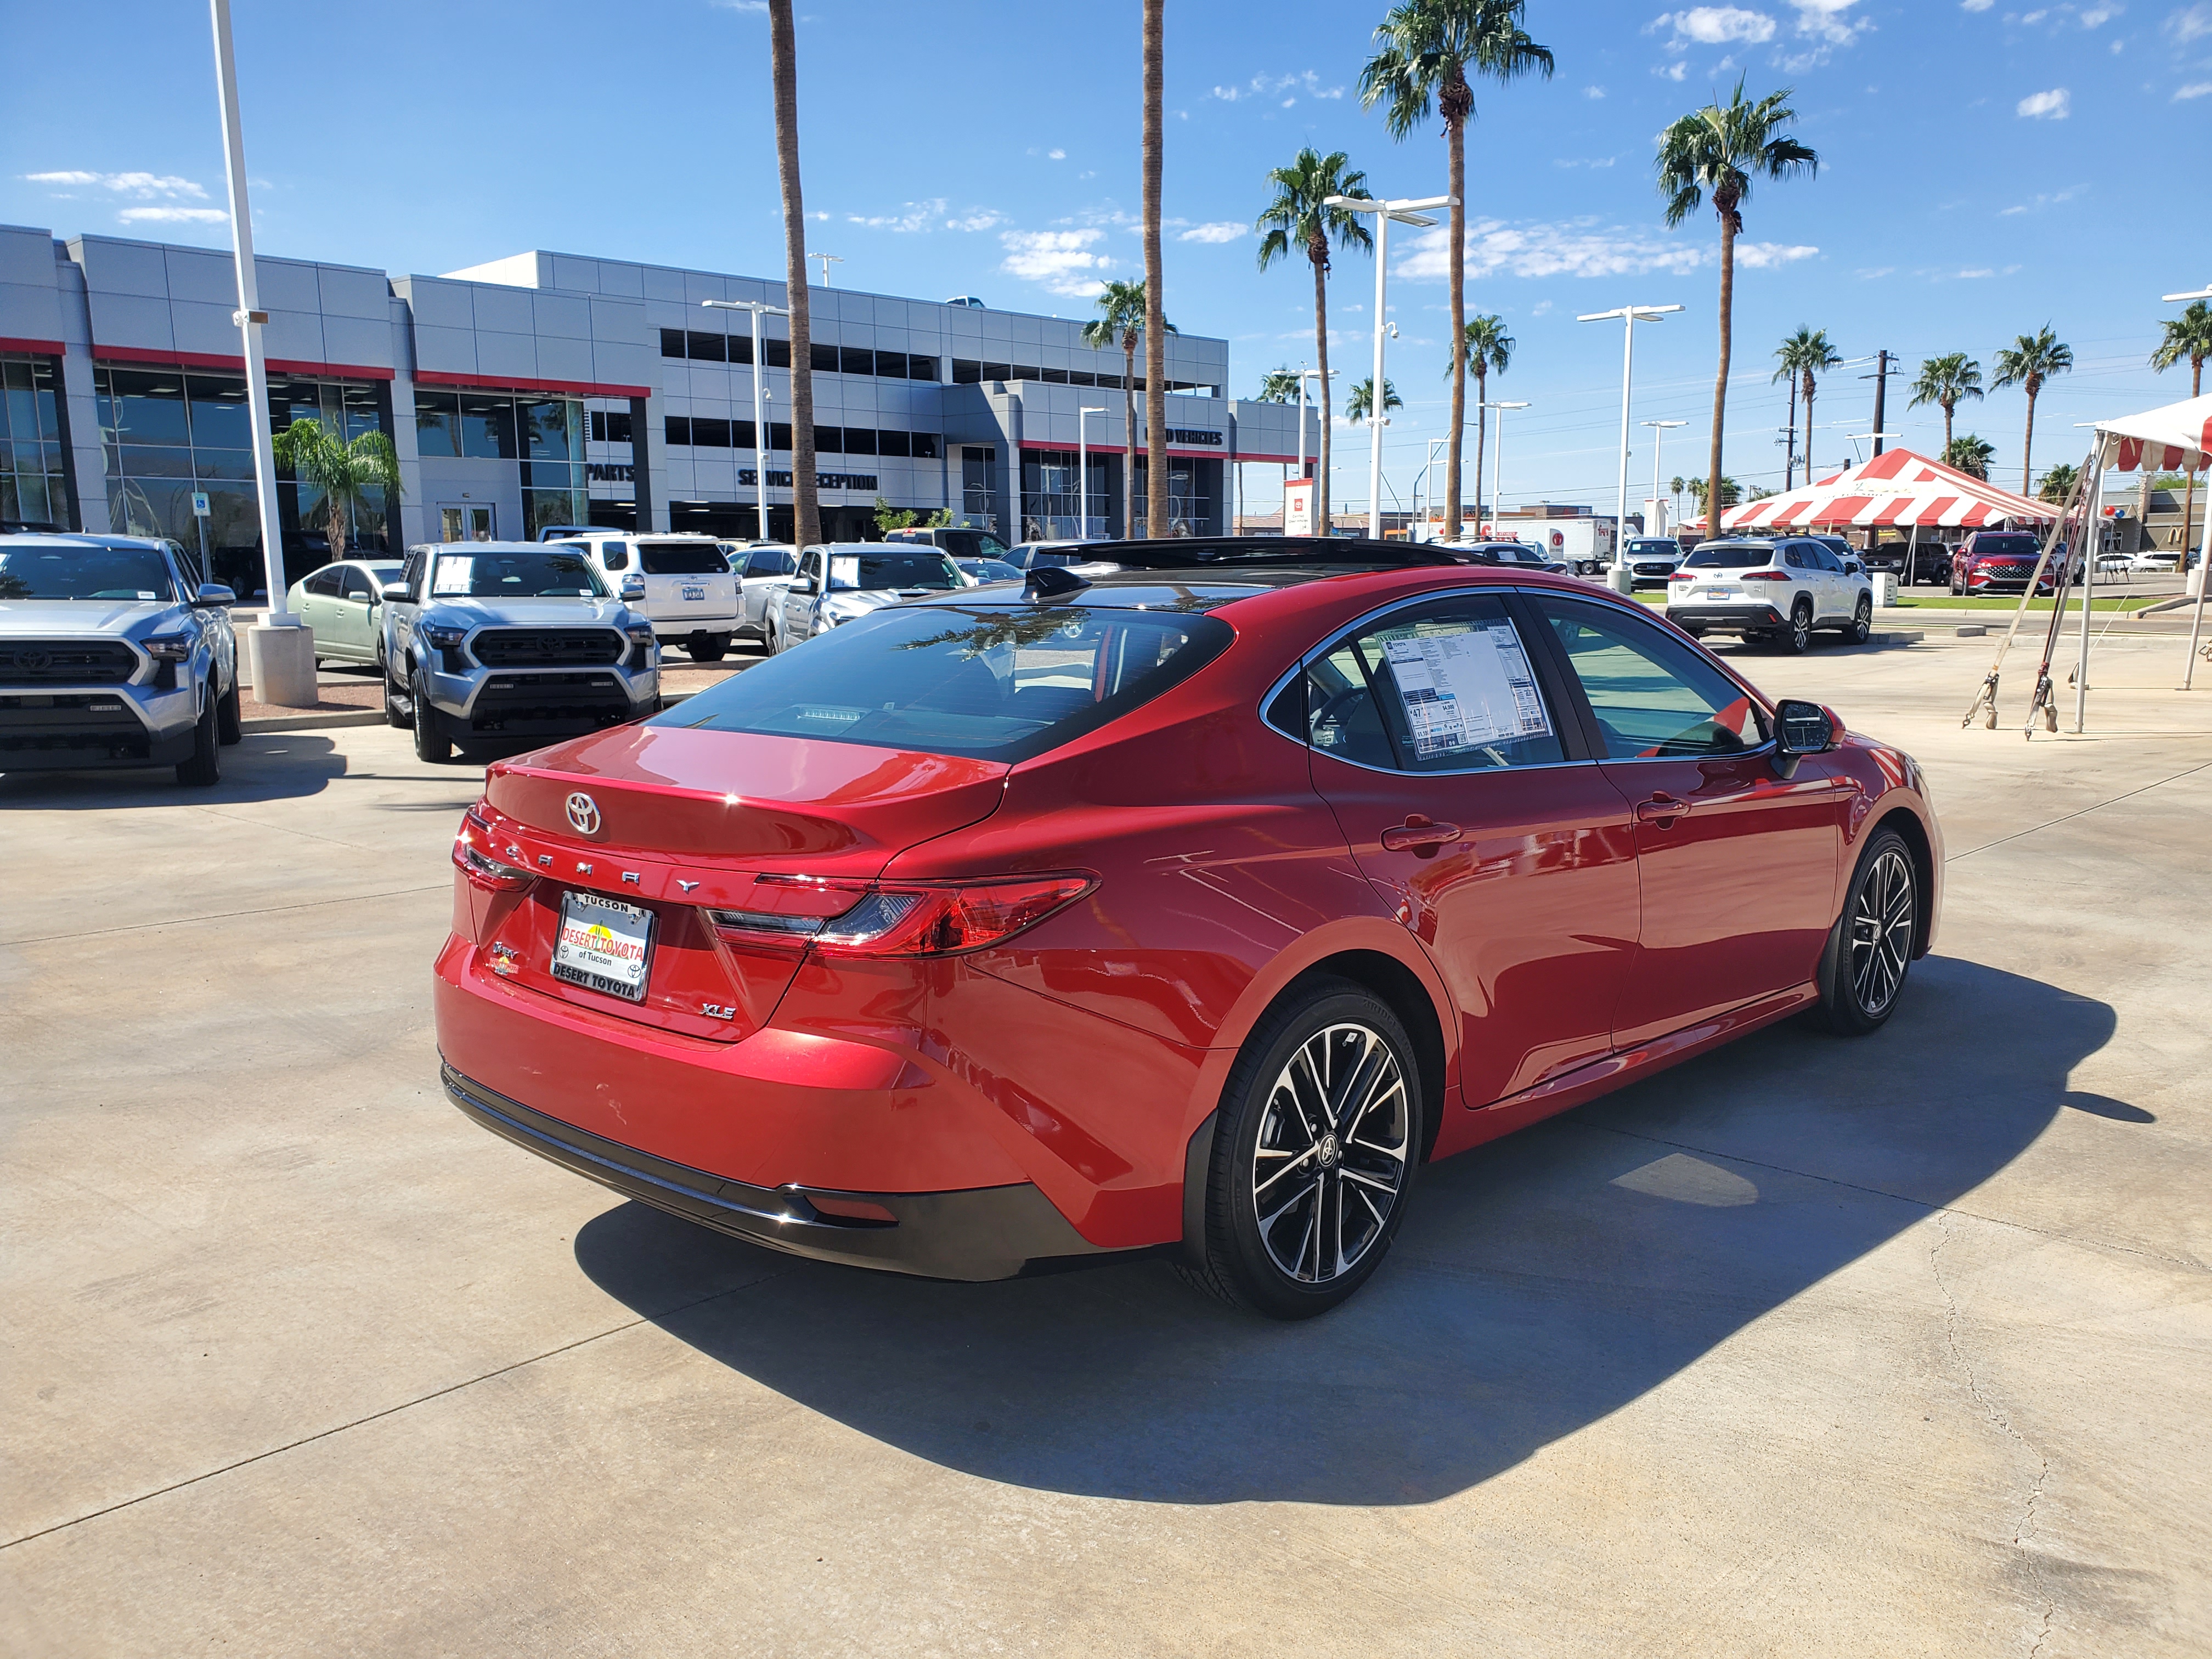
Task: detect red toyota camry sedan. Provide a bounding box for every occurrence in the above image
[436,540,1940,1318]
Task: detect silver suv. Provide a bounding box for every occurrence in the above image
[380,541,659,764]
[0,533,240,786]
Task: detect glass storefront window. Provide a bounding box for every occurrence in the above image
[3,357,73,529]
[416,390,460,458]
[185,376,253,449]
[459,394,517,459]
[521,399,578,461]
[523,487,586,539]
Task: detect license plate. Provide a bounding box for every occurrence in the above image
[1702,588,1736,601]
[681,584,706,602]
[552,890,654,1002]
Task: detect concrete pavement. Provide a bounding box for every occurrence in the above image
[2,630,2208,1656]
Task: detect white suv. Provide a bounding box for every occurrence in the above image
[550,533,742,661]
[1665,535,1873,652]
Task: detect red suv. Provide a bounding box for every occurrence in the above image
[1950,531,2056,596]
[437,540,1941,1317]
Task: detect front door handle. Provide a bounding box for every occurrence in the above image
[1380,815,1464,856]
[1635,793,1690,826]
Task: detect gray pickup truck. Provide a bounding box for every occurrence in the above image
[379,540,661,764]
[0,533,240,786]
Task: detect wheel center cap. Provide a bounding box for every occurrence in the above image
[1316,1132,1341,1168]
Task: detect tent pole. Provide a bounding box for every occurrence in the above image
[2186,473,2212,691]
[2075,439,2102,732]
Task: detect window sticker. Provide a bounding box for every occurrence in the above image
[829,555,861,590]
[431,557,473,596]
[1381,620,1551,759]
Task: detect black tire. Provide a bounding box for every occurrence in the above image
[1949,568,1964,597]
[176,682,221,787]
[411,667,453,764]
[1844,595,1872,645]
[685,635,729,663]
[1178,979,1421,1320]
[1775,599,1813,653]
[216,670,243,744]
[1815,828,1918,1035]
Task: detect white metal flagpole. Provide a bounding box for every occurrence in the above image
[2075,437,2102,731]
[1368,210,1389,541]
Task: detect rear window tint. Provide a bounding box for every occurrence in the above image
[1683,544,1773,569]
[636,540,729,575]
[1972,535,2039,557]
[653,603,1232,762]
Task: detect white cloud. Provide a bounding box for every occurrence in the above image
[1047,148,1066,160]
[1999,183,2086,212]
[2165,3,2211,41]
[2078,3,2121,24]
[999,228,1111,296]
[1584,85,1607,98]
[1961,0,1993,8]
[1554,156,1619,168]
[1857,266,1897,278]
[1956,267,1996,278]
[846,197,946,232]
[1656,60,1691,78]
[1209,69,1344,104]
[945,210,1006,232]
[117,207,228,224]
[1395,217,1819,282]
[1655,6,1778,43]
[1177,222,1247,243]
[712,1,768,11]
[22,170,207,200]
[1791,0,1865,43]
[2017,86,2071,116]
[1736,241,1820,268]
[2176,79,2212,96]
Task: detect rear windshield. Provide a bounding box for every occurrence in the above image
[637,540,729,576]
[1683,543,1773,569]
[1972,534,2039,557]
[832,551,963,591]
[653,602,1233,763]
[0,545,176,602]
[430,550,607,598]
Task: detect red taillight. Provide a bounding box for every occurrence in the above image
[1668,572,1694,582]
[453,806,534,891]
[1741,571,1793,582]
[707,874,1094,958]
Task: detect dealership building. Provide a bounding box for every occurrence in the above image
[0,221,1316,593]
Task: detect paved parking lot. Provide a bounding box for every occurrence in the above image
[3,630,2208,1656]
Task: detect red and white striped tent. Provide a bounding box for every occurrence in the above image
[2094,391,2212,473]
[1708,447,2056,535]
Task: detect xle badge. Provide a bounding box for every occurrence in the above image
[700,1003,736,1022]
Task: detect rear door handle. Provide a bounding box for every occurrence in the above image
[1635,793,1690,826]
[1380,816,1464,855]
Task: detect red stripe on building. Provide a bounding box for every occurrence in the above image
[413,368,650,399]
[89,343,397,381]
[0,336,67,357]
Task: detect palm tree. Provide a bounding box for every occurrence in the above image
[1345,378,1403,424]
[1361,0,1553,545]
[1453,314,1513,530]
[1256,148,1373,532]
[1771,326,1842,484]
[1669,473,1685,524]
[768,0,819,548]
[2038,461,2080,505]
[1907,352,1984,455]
[2151,300,2212,566]
[1081,279,1174,537]
[1944,435,1995,481]
[1991,325,2073,496]
[1686,474,1740,522]
[1255,366,1304,404]
[1656,79,1818,549]
[272,417,401,556]
[1141,0,1169,537]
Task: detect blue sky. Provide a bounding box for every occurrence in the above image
[6,0,2207,515]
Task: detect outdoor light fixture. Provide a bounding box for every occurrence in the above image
[1579,304,1684,566]
[1325,193,1456,539]
[2160,283,2212,302]
[812,253,843,287]
[1485,400,1530,531]
[1643,419,1688,534]
[702,297,790,540]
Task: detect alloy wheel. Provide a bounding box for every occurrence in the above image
[1848,847,1915,1016]
[1250,1022,1410,1285]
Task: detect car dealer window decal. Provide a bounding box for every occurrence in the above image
[1377,618,1552,760]
[432,557,473,596]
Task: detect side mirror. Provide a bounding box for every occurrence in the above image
[382,582,413,604]
[193,583,235,607]
[619,574,646,601]
[1771,698,1837,779]
[1844,560,1864,575]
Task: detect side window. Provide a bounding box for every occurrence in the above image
[1814,547,1844,573]
[1286,595,1564,773]
[1536,596,1766,760]
[1782,548,1804,569]
[306,567,340,596]
[600,540,629,573]
[341,566,374,600]
[799,550,820,586]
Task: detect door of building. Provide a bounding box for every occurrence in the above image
[439,504,495,541]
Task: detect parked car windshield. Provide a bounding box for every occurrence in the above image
[636,539,729,576]
[0,544,177,602]
[829,551,964,591]
[430,549,608,599]
[655,602,1232,763]
[958,557,1023,582]
[1626,539,1678,558]
[1972,534,2040,557]
[1681,543,1774,569]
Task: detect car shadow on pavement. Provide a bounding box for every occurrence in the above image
[0,733,348,807]
[572,955,2115,1506]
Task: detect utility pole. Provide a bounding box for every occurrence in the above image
[1866,349,1894,456]
[1781,375,1798,490]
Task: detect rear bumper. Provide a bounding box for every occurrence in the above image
[1666,604,1782,633]
[648,617,742,639]
[443,1060,1122,1281]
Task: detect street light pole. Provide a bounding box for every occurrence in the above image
[1328,193,1454,540]
[703,298,789,541]
[2161,282,2212,686]
[1486,400,1528,531]
[1077,405,1105,540]
[1579,304,1683,566]
[811,253,843,287]
[1644,418,1687,534]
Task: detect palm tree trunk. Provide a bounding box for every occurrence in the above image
[1705,213,1735,538]
[1312,255,1331,529]
[1122,338,1137,536]
[328,495,348,560]
[768,0,819,549]
[1783,376,1797,490]
[1942,400,1954,455]
[1471,365,1487,535]
[1141,0,1169,537]
[2021,390,2036,497]
[1443,121,1467,545]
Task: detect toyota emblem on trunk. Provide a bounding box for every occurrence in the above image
[565,792,601,835]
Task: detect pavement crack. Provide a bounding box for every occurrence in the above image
[1946,758,2212,862]
[1,884,448,948]
[0,1268,790,1554]
[1931,1211,2055,1654]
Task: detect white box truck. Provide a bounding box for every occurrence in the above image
[1519,517,1616,575]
